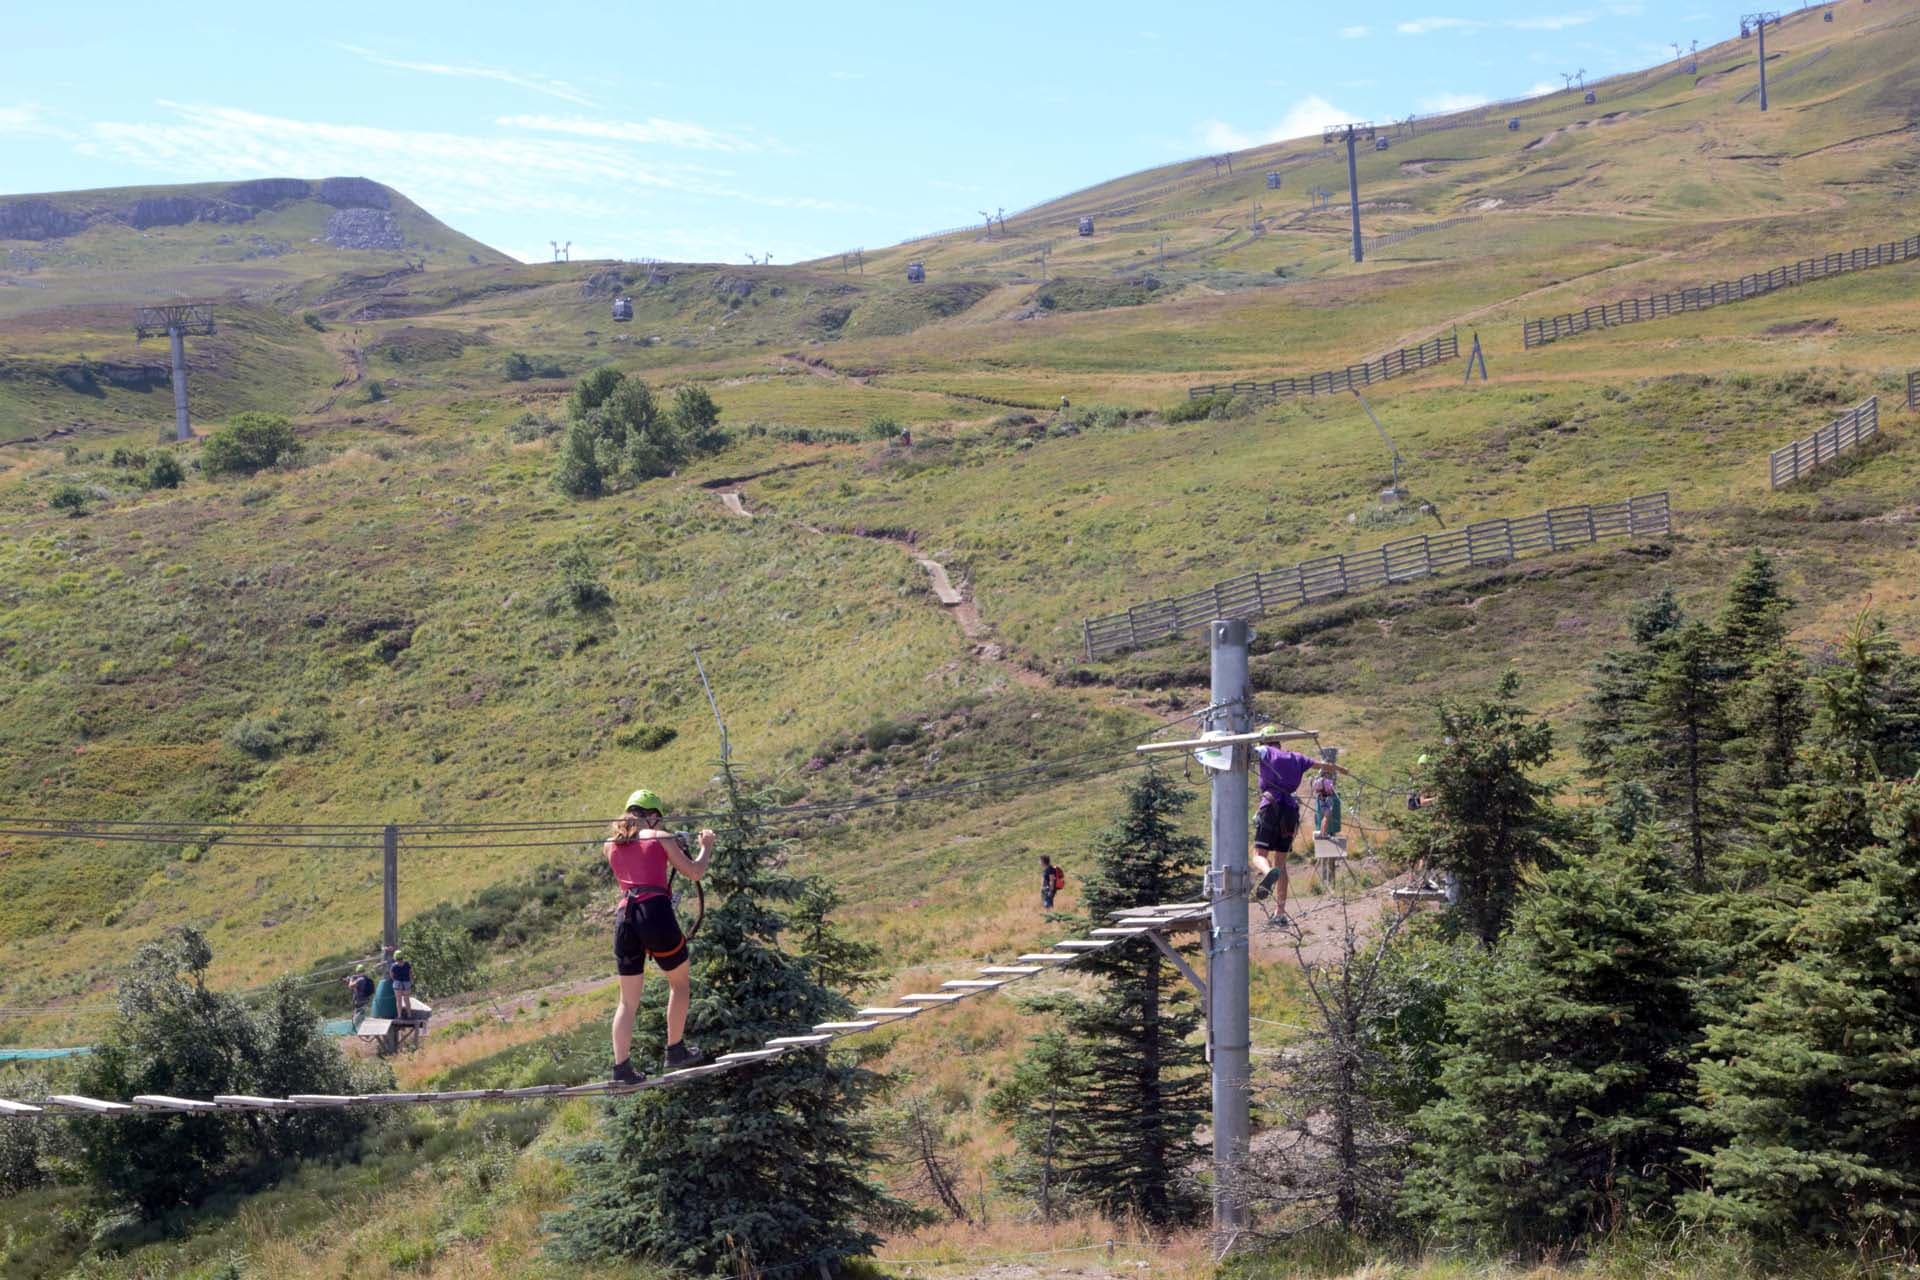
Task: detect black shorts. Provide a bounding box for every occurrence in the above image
[615,894,688,976]
[1254,802,1299,854]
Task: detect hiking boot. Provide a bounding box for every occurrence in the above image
[664,1040,706,1072]
[611,1059,645,1087]
[1253,868,1283,901]
[1272,911,1292,928]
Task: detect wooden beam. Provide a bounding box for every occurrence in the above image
[1135,729,1317,755]
[1147,930,1209,1004]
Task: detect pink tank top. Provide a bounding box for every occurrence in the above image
[606,836,672,899]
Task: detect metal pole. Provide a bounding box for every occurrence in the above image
[382,824,399,976]
[1207,618,1252,1240]
[1345,130,1364,263]
[167,327,190,441]
[1756,19,1769,111]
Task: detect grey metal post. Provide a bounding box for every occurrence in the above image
[1207,619,1252,1239]
[167,327,190,441]
[382,824,399,976]
[1345,130,1364,263]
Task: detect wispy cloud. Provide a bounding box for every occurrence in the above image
[82,102,850,226]
[1419,91,1491,112]
[1397,12,1597,34]
[1339,24,1371,38]
[0,103,72,140]
[1200,96,1353,150]
[336,44,593,106]
[497,113,766,153]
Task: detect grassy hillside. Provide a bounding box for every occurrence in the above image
[2,1,1920,1272]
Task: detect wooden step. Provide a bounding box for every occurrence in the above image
[853,1007,922,1018]
[1091,927,1150,938]
[979,966,1043,976]
[45,1095,131,1113]
[1115,902,1208,915]
[899,993,965,1003]
[812,1020,881,1033]
[767,1033,836,1047]
[715,1048,787,1064]
[0,1099,43,1114]
[939,979,1007,990]
[214,1095,295,1110]
[1053,940,1114,951]
[1017,953,1078,962]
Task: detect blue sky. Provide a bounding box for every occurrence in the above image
[4,0,1727,264]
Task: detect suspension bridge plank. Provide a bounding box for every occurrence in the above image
[978,966,1043,976]
[1091,927,1151,938]
[899,993,965,1003]
[214,1095,295,1110]
[812,1020,881,1033]
[853,1007,923,1018]
[132,1094,220,1111]
[286,1094,361,1106]
[46,1095,131,1113]
[0,1099,44,1114]
[939,979,1007,990]
[766,1034,836,1047]
[1053,940,1114,951]
[1017,953,1078,962]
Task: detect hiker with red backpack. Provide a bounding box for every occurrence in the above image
[605,788,715,1085]
[1040,855,1066,909]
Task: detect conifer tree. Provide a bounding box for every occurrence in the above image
[1719,647,1810,842]
[1716,549,1791,683]
[1685,784,1920,1238]
[1579,588,1683,789]
[1639,619,1734,884]
[548,777,892,1276]
[1400,673,1560,945]
[1018,769,1207,1225]
[986,1028,1092,1221]
[1404,845,1699,1249]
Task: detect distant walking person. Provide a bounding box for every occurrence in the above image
[606,788,715,1084]
[389,952,414,1019]
[1248,727,1353,925]
[1312,764,1342,839]
[1040,855,1066,909]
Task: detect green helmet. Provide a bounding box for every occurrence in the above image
[1256,723,1281,738]
[625,788,665,815]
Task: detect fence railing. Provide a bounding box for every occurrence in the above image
[1769,396,1879,489]
[1907,370,1917,412]
[1188,332,1459,401]
[1081,492,1671,659]
[1522,234,1920,348]
[1364,215,1482,255]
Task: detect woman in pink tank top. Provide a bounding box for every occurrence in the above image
[604,788,714,1085]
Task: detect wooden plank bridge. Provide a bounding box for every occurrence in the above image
[0,902,1211,1119]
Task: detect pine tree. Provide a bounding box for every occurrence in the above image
[1021,769,1207,1226]
[1684,784,1920,1239]
[1639,619,1734,885]
[1579,588,1684,788]
[791,879,882,996]
[986,1028,1092,1221]
[1404,845,1699,1250]
[1716,549,1791,684]
[548,777,893,1276]
[1400,673,1560,946]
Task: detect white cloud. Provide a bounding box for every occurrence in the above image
[0,103,71,140]
[336,44,593,106]
[1526,80,1561,96]
[1398,12,1596,34]
[1419,91,1491,112]
[1339,24,1371,37]
[82,102,850,223]
[1199,95,1353,150]
[497,113,765,153]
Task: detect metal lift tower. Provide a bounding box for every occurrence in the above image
[1322,122,1378,263]
[1742,11,1782,110]
[134,302,216,442]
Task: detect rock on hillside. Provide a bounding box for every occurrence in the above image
[325,208,405,251]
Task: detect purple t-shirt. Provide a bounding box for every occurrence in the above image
[1256,747,1316,812]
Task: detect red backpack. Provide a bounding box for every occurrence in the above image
[1050,866,1067,891]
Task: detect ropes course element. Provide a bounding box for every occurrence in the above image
[0,902,1208,1118]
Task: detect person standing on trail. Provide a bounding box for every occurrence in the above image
[606,789,715,1084]
[1040,855,1066,909]
[1248,728,1353,925]
[1312,763,1342,840]
[389,951,414,1019]
[344,971,374,1026]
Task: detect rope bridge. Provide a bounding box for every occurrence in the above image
[0,903,1210,1120]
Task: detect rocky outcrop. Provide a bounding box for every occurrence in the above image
[0,199,89,240]
[125,196,256,229]
[224,178,312,208]
[318,177,391,209]
[325,208,405,251]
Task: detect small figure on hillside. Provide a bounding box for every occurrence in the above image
[1040,855,1066,909]
[899,427,912,448]
[1312,763,1342,839]
[389,952,414,1019]
[1248,726,1354,925]
[1059,395,1071,412]
[606,788,715,1085]
[344,971,374,1026]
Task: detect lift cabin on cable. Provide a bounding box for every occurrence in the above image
[1077,216,1094,236]
[611,296,633,322]
[905,260,926,283]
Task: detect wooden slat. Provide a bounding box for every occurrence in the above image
[0,1099,44,1114]
[767,1034,836,1047]
[132,1094,221,1111]
[899,992,966,1003]
[1017,953,1079,962]
[1090,927,1150,938]
[46,1095,132,1113]
[812,1020,881,1033]
[978,966,1043,976]
[854,1007,923,1018]
[716,1049,787,1064]
[1053,940,1114,951]
[939,979,1008,990]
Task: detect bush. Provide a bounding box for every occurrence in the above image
[504,351,535,381]
[1163,395,1225,423]
[49,484,89,515]
[555,370,726,496]
[865,416,905,440]
[667,385,726,452]
[398,917,488,999]
[506,412,562,443]
[863,718,919,751]
[554,541,612,611]
[224,712,322,761]
[616,723,678,752]
[109,446,148,469]
[145,452,184,490]
[302,311,326,332]
[201,412,298,477]
[364,380,386,403]
[1077,404,1132,431]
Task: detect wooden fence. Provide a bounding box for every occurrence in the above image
[1769,396,1879,489]
[1522,234,1920,348]
[1906,370,1917,412]
[1364,216,1481,254]
[1188,332,1459,401]
[1081,492,1671,659]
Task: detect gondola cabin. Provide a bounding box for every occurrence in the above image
[611,296,633,322]
[1584,90,1597,104]
[1265,171,1281,189]
[1077,216,1094,236]
[906,261,925,283]
[1374,137,1389,151]
[1508,117,1521,130]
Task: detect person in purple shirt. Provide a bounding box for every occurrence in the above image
[1247,727,1352,925]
